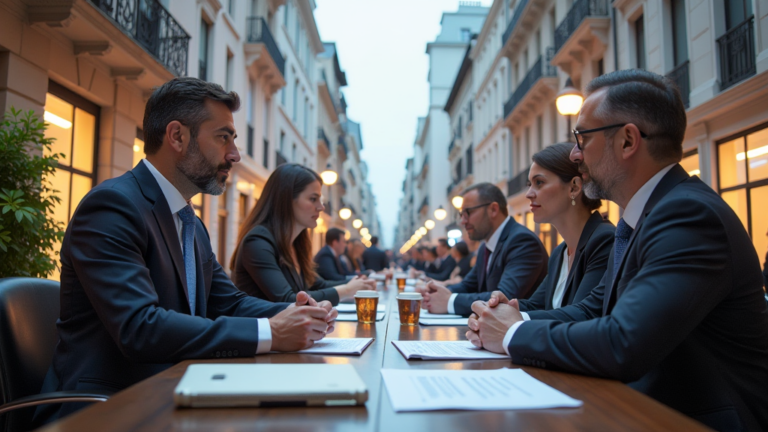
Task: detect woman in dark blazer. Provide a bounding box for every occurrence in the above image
[518,143,615,311]
[231,164,374,305]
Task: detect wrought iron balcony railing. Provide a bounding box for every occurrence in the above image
[90,0,190,76]
[247,16,286,78]
[275,151,287,167]
[504,47,557,119]
[717,17,756,90]
[554,0,608,54]
[507,169,529,197]
[502,0,530,47]
[317,127,331,152]
[666,60,690,108]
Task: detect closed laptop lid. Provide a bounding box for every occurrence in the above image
[174,364,368,408]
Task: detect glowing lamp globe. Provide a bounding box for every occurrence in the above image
[352,219,363,229]
[339,208,352,220]
[424,219,436,230]
[434,206,448,221]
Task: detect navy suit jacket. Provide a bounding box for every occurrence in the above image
[314,245,347,282]
[362,246,388,271]
[519,212,614,311]
[37,162,288,423]
[510,165,768,431]
[448,218,548,316]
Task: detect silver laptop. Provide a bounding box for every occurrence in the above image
[174,364,368,408]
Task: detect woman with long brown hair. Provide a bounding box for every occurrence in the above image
[231,163,373,304]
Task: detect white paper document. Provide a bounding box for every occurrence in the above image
[419,318,469,326]
[335,303,386,313]
[295,338,374,355]
[381,368,583,412]
[391,340,510,360]
[419,310,463,319]
[336,312,386,322]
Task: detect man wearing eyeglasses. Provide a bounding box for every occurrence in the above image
[467,69,768,431]
[421,183,547,316]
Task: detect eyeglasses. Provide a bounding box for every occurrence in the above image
[459,202,491,219]
[572,123,648,150]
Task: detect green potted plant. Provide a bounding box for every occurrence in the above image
[0,107,64,278]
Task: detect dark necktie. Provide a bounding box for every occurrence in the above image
[612,218,634,284]
[177,205,197,316]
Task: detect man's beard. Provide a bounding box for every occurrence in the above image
[581,163,612,200]
[579,153,622,201]
[178,136,231,196]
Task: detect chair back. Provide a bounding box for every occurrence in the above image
[0,278,60,431]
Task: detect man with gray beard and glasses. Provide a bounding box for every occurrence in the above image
[35,78,338,425]
[466,69,768,431]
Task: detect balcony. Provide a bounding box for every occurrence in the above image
[275,151,287,167]
[245,16,286,94]
[666,61,690,108]
[317,127,331,155]
[717,17,756,91]
[89,0,190,76]
[551,0,609,76]
[504,48,558,128]
[338,136,349,161]
[419,196,429,213]
[507,169,530,197]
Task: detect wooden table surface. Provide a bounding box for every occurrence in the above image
[39,288,711,432]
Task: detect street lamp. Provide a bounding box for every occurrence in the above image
[434,206,447,221]
[451,196,463,210]
[419,227,428,236]
[360,227,370,236]
[424,219,436,230]
[339,207,352,220]
[556,77,584,142]
[352,219,363,229]
[320,164,338,185]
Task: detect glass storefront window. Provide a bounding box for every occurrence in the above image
[746,127,768,182]
[749,186,768,262]
[598,200,621,225]
[721,189,749,233]
[719,138,747,189]
[681,149,700,177]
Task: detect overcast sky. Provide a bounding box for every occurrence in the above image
[314,0,492,249]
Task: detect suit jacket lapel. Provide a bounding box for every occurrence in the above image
[603,164,690,315]
[477,244,489,291]
[564,212,603,302]
[485,219,515,286]
[133,162,190,307]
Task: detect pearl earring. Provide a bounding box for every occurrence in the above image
[571,195,576,206]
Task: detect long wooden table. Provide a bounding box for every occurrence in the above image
[39,288,711,431]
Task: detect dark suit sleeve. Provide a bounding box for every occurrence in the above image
[518,274,550,312]
[508,198,735,381]
[448,262,478,294]
[68,188,286,363]
[314,251,346,282]
[426,256,457,281]
[453,232,547,316]
[570,228,614,305]
[238,234,340,304]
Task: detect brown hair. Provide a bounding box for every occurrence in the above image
[345,238,363,272]
[532,143,602,211]
[231,163,322,286]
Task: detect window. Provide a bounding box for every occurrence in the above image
[725,0,753,30]
[681,148,700,176]
[44,83,99,230]
[465,145,473,174]
[199,20,210,79]
[292,80,299,121]
[718,124,768,259]
[303,98,308,138]
[292,143,297,161]
[225,51,234,91]
[279,130,285,153]
[263,138,269,168]
[217,189,228,268]
[247,125,254,157]
[133,128,144,169]
[635,14,646,69]
[228,0,235,16]
[460,27,471,42]
[671,0,688,66]
[283,1,289,28]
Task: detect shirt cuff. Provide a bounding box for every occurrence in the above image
[255,318,272,354]
[447,293,458,314]
[521,312,530,321]
[502,320,526,356]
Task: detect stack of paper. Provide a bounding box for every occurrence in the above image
[336,312,386,322]
[294,338,374,355]
[381,368,583,412]
[418,317,469,326]
[391,340,509,360]
[419,310,463,319]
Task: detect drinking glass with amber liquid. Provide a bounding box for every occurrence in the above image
[354,290,379,324]
[397,292,422,326]
[395,273,407,291]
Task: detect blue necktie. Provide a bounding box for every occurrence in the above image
[613,218,634,283]
[177,205,197,316]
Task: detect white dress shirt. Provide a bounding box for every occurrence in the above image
[551,248,570,310]
[502,164,677,355]
[447,216,511,314]
[142,159,272,353]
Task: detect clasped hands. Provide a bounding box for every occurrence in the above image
[465,291,525,354]
[269,291,338,352]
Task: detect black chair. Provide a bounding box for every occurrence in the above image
[0,278,109,432]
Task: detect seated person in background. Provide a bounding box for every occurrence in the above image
[362,236,389,271]
[341,238,368,275]
[439,241,472,285]
[314,227,349,282]
[35,78,338,424]
[423,247,438,273]
[396,251,412,270]
[231,163,374,305]
[410,247,426,271]
[518,143,615,311]
[467,69,768,431]
[421,183,548,316]
[424,238,457,281]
